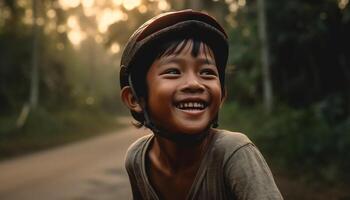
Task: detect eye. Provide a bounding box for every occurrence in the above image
[160,68,181,77]
[200,67,218,78]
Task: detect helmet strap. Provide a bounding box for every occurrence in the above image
[212,114,219,128]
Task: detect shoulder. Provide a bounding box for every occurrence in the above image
[214,129,252,145]
[211,129,254,158]
[215,130,284,199]
[125,134,153,169]
[211,129,268,171]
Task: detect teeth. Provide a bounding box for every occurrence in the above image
[177,102,205,109]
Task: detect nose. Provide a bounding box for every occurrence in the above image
[181,73,205,93]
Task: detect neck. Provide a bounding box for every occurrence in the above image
[152,129,213,172]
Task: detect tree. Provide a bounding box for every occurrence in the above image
[30,0,39,110]
[257,0,273,114]
[17,0,41,128]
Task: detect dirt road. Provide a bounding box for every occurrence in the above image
[0,126,150,200]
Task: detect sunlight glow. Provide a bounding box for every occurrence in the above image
[82,0,94,8]
[97,8,125,33]
[95,35,103,43]
[66,15,86,46]
[110,43,121,54]
[158,0,170,11]
[123,0,141,10]
[238,0,246,7]
[83,7,97,16]
[2,8,11,19]
[68,29,86,46]
[338,0,349,9]
[57,25,67,33]
[44,22,57,34]
[59,0,80,10]
[229,3,239,12]
[67,16,79,29]
[96,0,107,6]
[36,18,45,26]
[17,0,28,8]
[225,15,237,28]
[47,9,56,19]
[226,0,246,13]
[22,9,33,25]
[113,0,124,6]
[138,5,148,13]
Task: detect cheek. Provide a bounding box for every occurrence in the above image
[211,82,223,101]
[147,80,175,113]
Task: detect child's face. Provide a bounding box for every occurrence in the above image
[146,40,224,136]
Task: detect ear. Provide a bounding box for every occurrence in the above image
[120,86,143,113]
[220,88,227,108]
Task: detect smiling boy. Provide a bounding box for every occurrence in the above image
[120,10,283,200]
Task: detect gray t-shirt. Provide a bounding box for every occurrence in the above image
[125,129,283,200]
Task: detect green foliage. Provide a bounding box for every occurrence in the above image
[220,102,350,184]
[0,31,32,113]
[226,3,261,104]
[0,107,123,160]
[220,0,350,186]
[267,0,350,107]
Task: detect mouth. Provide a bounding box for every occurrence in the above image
[175,101,208,111]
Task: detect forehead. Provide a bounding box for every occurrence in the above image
[158,39,215,61]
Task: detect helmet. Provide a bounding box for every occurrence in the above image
[120,9,229,90]
[119,9,229,143]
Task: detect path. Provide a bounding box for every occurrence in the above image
[0,125,150,200]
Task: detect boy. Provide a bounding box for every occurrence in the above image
[120,10,283,200]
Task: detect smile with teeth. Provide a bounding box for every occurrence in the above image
[176,102,206,110]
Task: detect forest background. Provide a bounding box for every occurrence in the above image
[0,0,349,199]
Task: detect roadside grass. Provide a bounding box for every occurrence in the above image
[0,108,125,160]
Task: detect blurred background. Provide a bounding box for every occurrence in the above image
[0,0,349,199]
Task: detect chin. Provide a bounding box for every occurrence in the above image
[174,122,211,135]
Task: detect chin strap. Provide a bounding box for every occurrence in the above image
[212,114,219,128]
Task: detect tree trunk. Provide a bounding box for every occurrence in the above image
[17,0,40,128]
[30,0,39,109]
[257,0,273,114]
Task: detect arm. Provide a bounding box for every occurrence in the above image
[125,147,143,200]
[224,144,283,200]
[125,163,143,200]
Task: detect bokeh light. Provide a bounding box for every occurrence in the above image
[113,0,124,6]
[123,0,141,10]
[97,8,125,33]
[338,0,349,9]
[68,29,86,46]
[110,43,121,54]
[59,0,81,10]
[158,0,170,11]
[82,0,95,8]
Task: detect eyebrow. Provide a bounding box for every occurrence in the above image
[158,57,216,66]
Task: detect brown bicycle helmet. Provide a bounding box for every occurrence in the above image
[119,9,228,90]
[119,9,229,143]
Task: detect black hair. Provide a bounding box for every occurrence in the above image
[129,37,223,126]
